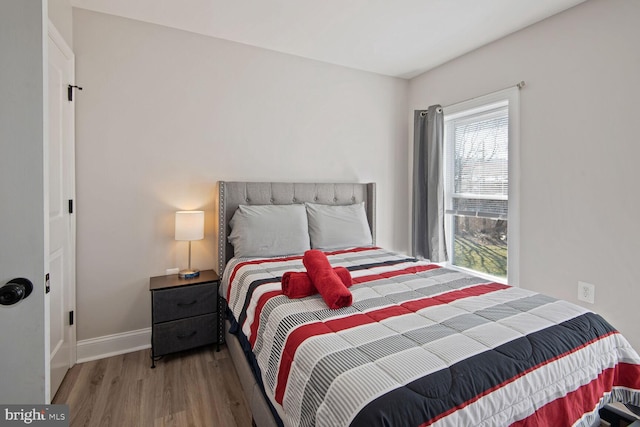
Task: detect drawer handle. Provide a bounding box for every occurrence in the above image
[177,331,197,339]
[177,300,197,307]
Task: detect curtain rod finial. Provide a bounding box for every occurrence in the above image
[517,81,526,89]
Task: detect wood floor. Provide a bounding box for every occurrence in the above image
[52,345,252,427]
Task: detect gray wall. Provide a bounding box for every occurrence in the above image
[73,9,409,341]
[409,0,640,350]
[0,0,47,403]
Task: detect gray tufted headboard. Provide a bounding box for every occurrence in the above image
[216,181,376,274]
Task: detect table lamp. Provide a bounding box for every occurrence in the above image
[175,210,204,278]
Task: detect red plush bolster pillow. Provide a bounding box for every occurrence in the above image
[302,249,353,309]
[282,267,352,299]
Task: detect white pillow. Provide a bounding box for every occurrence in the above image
[305,202,373,250]
[228,204,310,257]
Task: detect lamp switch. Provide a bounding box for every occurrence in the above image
[166,268,179,275]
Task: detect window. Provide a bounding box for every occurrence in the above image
[443,88,519,284]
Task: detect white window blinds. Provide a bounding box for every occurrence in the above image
[445,104,508,219]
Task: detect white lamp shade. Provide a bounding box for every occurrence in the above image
[175,211,204,241]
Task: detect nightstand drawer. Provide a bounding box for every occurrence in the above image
[153,282,217,322]
[153,313,217,356]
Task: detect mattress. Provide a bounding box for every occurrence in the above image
[222,247,640,427]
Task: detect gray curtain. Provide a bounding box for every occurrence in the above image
[412,105,447,262]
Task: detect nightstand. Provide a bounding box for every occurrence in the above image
[149,269,222,368]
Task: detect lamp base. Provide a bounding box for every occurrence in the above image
[179,269,200,279]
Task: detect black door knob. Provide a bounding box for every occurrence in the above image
[0,278,33,305]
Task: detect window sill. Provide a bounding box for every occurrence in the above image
[440,263,510,286]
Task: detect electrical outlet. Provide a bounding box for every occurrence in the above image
[577,281,595,304]
[166,267,179,275]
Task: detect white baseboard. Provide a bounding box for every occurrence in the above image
[76,327,151,363]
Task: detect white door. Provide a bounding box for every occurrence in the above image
[48,24,76,399]
[0,0,48,404]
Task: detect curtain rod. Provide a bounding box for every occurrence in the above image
[419,81,525,117]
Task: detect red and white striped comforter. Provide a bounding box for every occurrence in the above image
[222,247,640,427]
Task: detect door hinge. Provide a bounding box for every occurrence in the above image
[69,310,74,326]
[68,199,73,214]
[45,273,50,294]
[67,84,83,101]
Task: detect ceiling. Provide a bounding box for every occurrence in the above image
[70,0,587,79]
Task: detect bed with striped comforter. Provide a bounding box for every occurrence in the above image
[222,247,640,427]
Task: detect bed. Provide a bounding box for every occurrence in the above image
[216,181,640,427]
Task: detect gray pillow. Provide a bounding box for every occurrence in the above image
[229,204,310,257]
[305,202,373,250]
